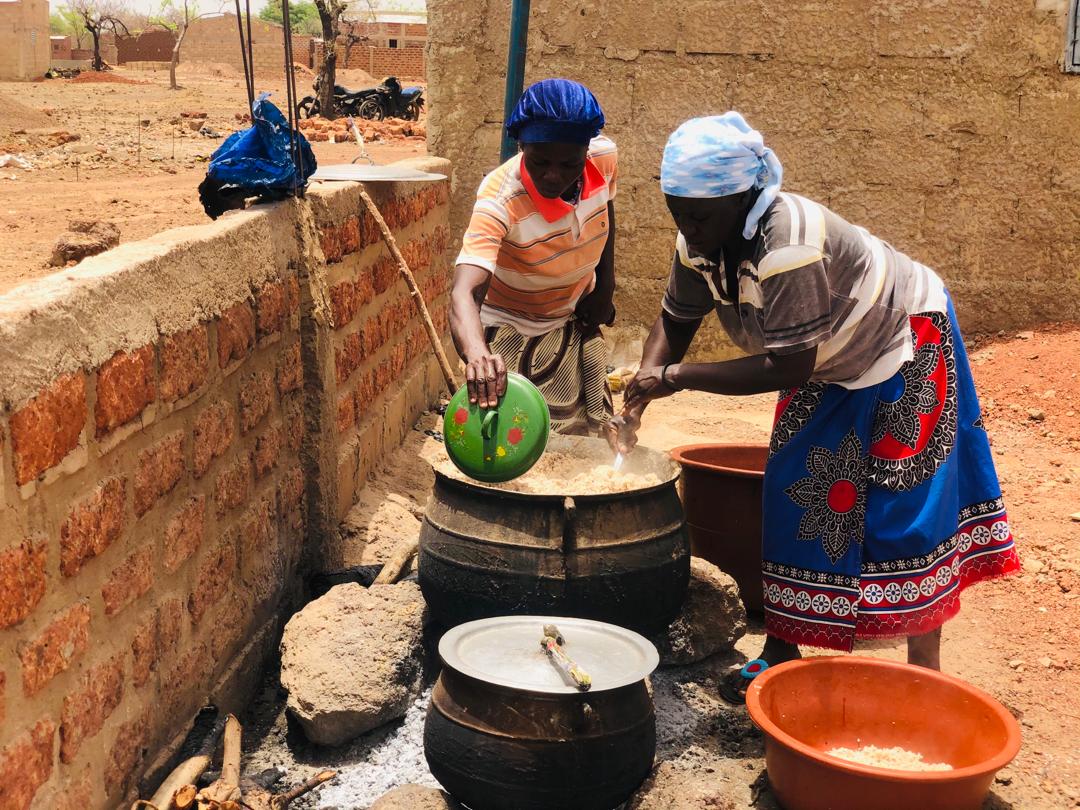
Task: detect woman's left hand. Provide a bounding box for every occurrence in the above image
[575,284,615,329]
[624,365,677,409]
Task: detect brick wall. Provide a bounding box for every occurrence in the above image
[343,20,426,48]
[0,156,452,809]
[116,30,176,64]
[316,42,426,80]
[428,0,1080,356]
[183,13,313,77]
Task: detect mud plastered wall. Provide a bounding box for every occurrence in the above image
[428,0,1080,358]
[0,157,452,810]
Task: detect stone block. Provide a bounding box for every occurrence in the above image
[214,455,252,516]
[188,540,237,623]
[0,720,55,810]
[277,341,303,395]
[255,280,288,338]
[104,712,148,799]
[0,539,47,630]
[238,369,274,434]
[101,546,154,617]
[59,653,125,763]
[60,477,127,577]
[133,431,185,517]
[94,345,155,437]
[20,603,91,696]
[193,400,236,479]
[253,422,283,479]
[217,301,256,369]
[9,373,86,486]
[159,325,210,402]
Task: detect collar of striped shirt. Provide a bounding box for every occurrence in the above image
[519,157,609,223]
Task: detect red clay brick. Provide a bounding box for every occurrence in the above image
[60,477,127,577]
[159,325,210,402]
[189,541,237,623]
[20,603,91,696]
[101,546,153,617]
[217,301,256,368]
[256,280,288,338]
[134,431,184,517]
[214,455,252,516]
[391,342,407,378]
[354,273,375,309]
[284,395,303,453]
[278,463,304,530]
[193,400,235,478]
[159,643,210,725]
[164,495,205,572]
[286,274,300,314]
[372,255,398,295]
[336,391,356,433]
[104,713,147,799]
[53,766,94,810]
[335,331,365,385]
[253,423,283,479]
[239,369,274,434]
[320,216,361,263]
[130,598,182,688]
[94,345,156,437]
[0,720,55,810]
[0,539,47,630]
[59,653,125,763]
[10,373,86,485]
[210,590,252,664]
[239,497,275,565]
[159,598,183,654]
[278,341,303,395]
[329,280,357,329]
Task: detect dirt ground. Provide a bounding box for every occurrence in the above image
[0,65,427,295]
[238,325,1079,809]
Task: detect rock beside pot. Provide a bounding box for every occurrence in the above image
[627,758,738,810]
[280,581,427,746]
[652,557,746,666]
[370,784,462,809]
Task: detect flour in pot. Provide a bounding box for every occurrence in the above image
[826,745,953,772]
[497,452,663,494]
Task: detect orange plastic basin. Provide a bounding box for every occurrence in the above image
[669,443,768,612]
[746,657,1021,810]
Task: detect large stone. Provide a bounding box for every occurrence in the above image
[653,557,746,666]
[280,582,427,746]
[627,758,738,810]
[50,220,120,266]
[370,784,462,809]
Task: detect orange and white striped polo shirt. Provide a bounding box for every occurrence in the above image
[456,136,618,337]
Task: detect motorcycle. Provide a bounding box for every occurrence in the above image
[296,79,380,119]
[355,77,425,122]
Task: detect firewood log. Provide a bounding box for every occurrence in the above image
[373,540,419,585]
[148,716,226,809]
[172,785,197,809]
[196,714,242,803]
[242,770,337,810]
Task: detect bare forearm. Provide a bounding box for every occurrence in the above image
[669,348,816,396]
[641,312,701,368]
[449,266,491,362]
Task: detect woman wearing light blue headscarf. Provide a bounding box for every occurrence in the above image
[612,112,1018,701]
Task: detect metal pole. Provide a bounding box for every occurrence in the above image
[500,0,531,162]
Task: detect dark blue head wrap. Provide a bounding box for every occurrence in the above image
[506,79,605,146]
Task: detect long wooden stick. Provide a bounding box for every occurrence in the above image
[357,188,459,393]
[148,717,226,809]
[372,540,419,585]
[198,714,243,802]
[276,770,338,806]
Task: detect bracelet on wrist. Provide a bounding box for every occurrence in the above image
[661,363,677,390]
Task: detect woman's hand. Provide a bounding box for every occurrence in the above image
[624,365,678,411]
[465,351,507,408]
[607,403,646,454]
[575,282,615,329]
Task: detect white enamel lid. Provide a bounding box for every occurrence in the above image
[438,615,659,695]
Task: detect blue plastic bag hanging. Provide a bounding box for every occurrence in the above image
[199,93,317,219]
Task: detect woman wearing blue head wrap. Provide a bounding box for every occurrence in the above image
[612,113,1018,700]
[451,78,620,441]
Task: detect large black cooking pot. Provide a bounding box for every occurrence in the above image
[424,616,658,810]
[419,436,690,636]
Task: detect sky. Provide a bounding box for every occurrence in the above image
[49,0,425,21]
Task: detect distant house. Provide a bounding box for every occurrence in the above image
[50,34,72,61]
[0,0,50,80]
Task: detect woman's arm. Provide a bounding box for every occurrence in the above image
[576,201,617,328]
[450,263,506,408]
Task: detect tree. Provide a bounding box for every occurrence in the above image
[71,0,131,71]
[50,6,89,49]
[260,0,320,36]
[312,0,347,118]
[150,0,223,90]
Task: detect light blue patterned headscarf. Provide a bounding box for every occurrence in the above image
[660,112,783,239]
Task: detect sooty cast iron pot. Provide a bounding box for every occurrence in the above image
[424,616,659,810]
[419,435,690,636]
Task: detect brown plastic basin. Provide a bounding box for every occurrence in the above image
[746,657,1022,810]
[669,443,768,613]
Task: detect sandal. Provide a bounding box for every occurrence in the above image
[718,659,769,706]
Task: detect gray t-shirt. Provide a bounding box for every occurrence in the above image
[662,192,946,389]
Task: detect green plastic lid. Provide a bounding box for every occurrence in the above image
[443,372,550,483]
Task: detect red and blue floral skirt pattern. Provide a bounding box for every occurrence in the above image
[762,299,1020,651]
